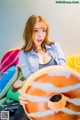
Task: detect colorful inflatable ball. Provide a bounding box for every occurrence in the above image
[21,65,80,120]
[0,66,18,99]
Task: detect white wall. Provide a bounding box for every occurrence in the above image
[0,0,80,60]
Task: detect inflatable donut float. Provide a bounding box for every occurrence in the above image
[21,65,80,120]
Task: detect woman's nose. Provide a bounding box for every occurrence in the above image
[38,32,43,37]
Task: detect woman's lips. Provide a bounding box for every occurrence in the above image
[37,39,42,43]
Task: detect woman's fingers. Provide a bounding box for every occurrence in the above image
[19,93,28,105]
[19,96,28,105]
[20,99,27,105]
[19,95,27,100]
[18,89,28,105]
[18,89,22,94]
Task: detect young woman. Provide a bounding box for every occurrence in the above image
[13,14,66,120]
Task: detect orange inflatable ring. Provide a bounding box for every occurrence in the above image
[21,65,80,120]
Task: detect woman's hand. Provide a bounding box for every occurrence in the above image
[18,89,28,106]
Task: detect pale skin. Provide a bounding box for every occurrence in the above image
[19,21,51,105]
[32,22,51,64]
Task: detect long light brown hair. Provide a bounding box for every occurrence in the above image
[22,14,54,52]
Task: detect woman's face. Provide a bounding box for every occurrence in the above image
[32,22,47,47]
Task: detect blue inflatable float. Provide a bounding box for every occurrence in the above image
[0,66,18,99]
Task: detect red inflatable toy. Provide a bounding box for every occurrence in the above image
[0,48,20,74]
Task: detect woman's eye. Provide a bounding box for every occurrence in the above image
[43,30,46,32]
[34,30,38,32]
